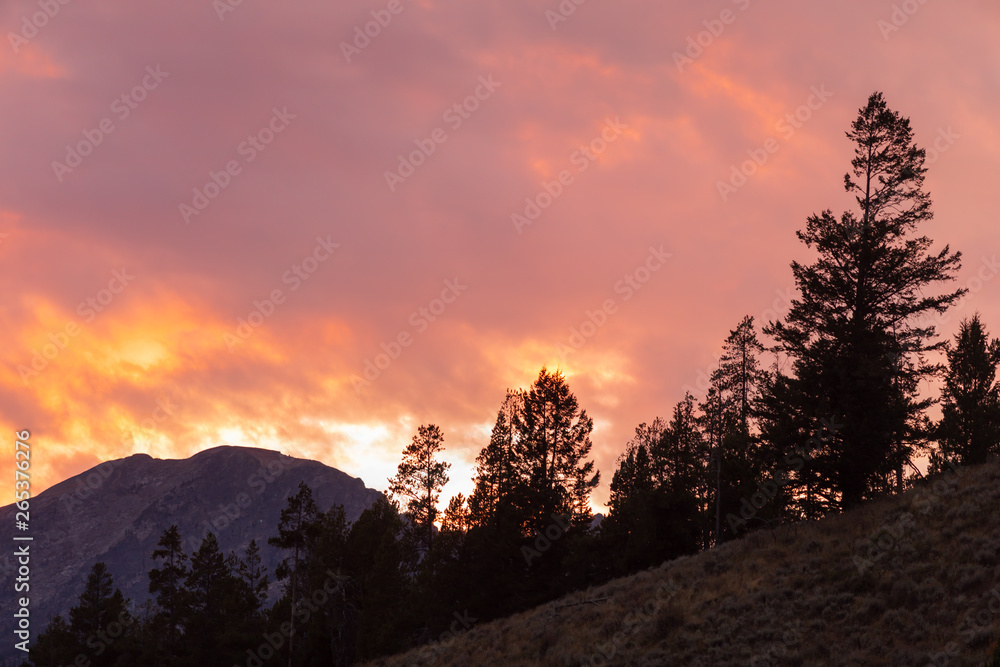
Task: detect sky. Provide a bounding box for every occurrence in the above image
[2,0,999,513]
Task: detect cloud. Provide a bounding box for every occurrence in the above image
[2,0,997,512]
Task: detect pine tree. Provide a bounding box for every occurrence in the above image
[29,563,131,667]
[294,504,353,666]
[441,493,469,535]
[69,563,130,666]
[468,390,524,529]
[237,538,269,615]
[700,316,770,543]
[388,424,451,554]
[652,394,707,498]
[765,91,965,510]
[931,314,1000,470]
[346,496,408,661]
[184,533,255,665]
[268,481,320,667]
[26,614,75,667]
[513,368,600,532]
[148,525,189,663]
[603,409,704,575]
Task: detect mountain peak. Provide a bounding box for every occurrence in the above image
[0,446,382,663]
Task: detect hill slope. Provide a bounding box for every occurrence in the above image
[0,445,382,654]
[370,458,1000,666]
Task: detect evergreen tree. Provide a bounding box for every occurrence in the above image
[652,393,708,498]
[513,368,600,533]
[765,91,965,510]
[237,538,269,616]
[603,404,705,575]
[69,563,130,667]
[184,533,259,665]
[268,481,320,667]
[931,314,1000,470]
[29,563,131,667]
[26,614,75,667]
[345,496,409,662]
[441,493,469,535]
[468,390,524,529]
[148,525,190,663]
[388,424,451,554]
[293,504,353,666]
[700,316,770,543]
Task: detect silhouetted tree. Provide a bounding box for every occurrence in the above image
[269,482,320,667]
[388,424,451,555]
[765,91,965,510]
[25,614,75,667]
[148,525,190,664]
[931,314,1000,470]
[700,316,770,543]
[603,401,706,575]
[28,562,131,667]
[468,390,524,529]
[184,533,261,664]
[346,496,409,661]
[237,538,269,617]
[513,368,600,533]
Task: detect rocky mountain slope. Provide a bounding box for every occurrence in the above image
[0,445,382,663]
[369,458,1000,666]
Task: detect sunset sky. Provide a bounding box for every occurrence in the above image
[2,0,998,512]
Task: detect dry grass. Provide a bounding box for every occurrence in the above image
[367,458,1000,666]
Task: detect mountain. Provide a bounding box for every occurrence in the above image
[367,457,1000,666]
[0,446,383,664]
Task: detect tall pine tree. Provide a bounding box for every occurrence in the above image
[269,481,320,667]
[764,91,965,510]
[388,423,451,555]
[148,525,189,664]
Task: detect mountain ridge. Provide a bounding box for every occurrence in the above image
[0,445,383,665]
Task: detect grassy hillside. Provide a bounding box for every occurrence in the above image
[368,457,1000,666]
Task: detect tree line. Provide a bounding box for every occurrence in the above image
[25,91,1000,665]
